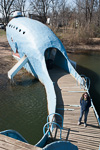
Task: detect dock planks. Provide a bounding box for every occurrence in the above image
[49,66,100,150]
[0,134,42,150]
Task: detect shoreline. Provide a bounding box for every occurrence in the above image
[66,48,100,54]
[66,45,100,54]
[0,34,100,54]
[61,38,100,54]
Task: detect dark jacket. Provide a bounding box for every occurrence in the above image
[80,98,91,111]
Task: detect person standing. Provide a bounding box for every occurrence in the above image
[78,92,91,127]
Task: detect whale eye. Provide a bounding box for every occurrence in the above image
[19,29,21,32]
[23,31,25,34]
[16,27,18,30]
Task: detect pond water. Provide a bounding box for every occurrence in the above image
[68,52,100,117]
[0,73,47,145]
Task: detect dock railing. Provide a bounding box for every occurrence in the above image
[77,74,90,91]
[43,113,63,140]
[91,99,100,127]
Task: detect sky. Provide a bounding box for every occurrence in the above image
[67,0,76,7]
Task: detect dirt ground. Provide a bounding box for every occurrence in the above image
[0,36,15,74]
[0,36,15,88]
[0,35,33,86]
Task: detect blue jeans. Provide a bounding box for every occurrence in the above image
[79,108,89,124]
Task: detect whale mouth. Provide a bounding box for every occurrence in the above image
[45,48,57,70]
[45,48,57,69]
[13,50,20,58]
[44,47,68,72]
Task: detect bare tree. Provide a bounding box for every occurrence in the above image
[29,0,52,23]
[0,0,15,24]
[87,0,95,22]
[50,0,66,27]
[76,0,97,24]
[50,0,59,27]
[12,0,27,16]
[60,0,68,26]
[97,0,100,26]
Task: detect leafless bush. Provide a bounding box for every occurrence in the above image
[53,24,97,46]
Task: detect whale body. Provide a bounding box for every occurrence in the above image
[6,16,81,122]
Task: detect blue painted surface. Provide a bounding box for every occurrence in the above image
[6,15,82,148]
[0,130,28,143]
[43,141,78,150]
[35,131,49,148]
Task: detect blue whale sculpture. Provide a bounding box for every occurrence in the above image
[6,13,81,122]
[5,12,82,149]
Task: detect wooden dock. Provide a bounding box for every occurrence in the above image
[0,134,42,150]
[49,66,100,150]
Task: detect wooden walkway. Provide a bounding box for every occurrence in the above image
[0,134,42,150]
[49,66,100,150]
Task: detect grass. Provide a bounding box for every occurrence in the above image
[0,29,6,36]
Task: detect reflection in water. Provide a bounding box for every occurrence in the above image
[68,52,100,117]
[0,73,47,145]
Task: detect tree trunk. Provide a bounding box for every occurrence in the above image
[98,0,100,26]
[85,0,88,22]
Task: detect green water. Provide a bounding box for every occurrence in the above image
[0,73,47,145]
[68,52,100,117]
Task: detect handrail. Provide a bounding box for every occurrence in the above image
[47,113,63,129]
[43,122,62,140]
[77,74,90,90]
[85,77,90,90]
[76,74,85,87]
[91,100,100,127]
[87,91,100,127]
